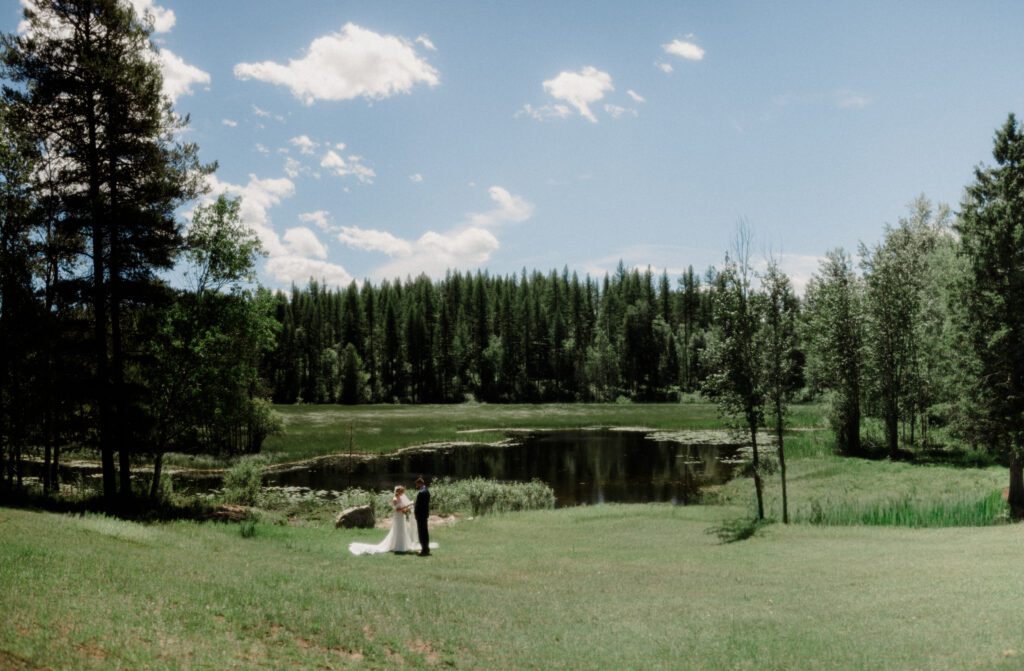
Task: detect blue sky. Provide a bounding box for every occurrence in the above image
[8,1,1024,290]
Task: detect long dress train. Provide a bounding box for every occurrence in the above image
[348,494,438,555]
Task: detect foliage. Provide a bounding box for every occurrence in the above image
[221,457,267,506]
[2,0,207,503]
[430,477,556,515]
[701,225,767,519]
[803,250,864,454]
[860,196,953,457]
[955,113,1024,513]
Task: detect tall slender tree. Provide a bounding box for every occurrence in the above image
[701,225,766,520]
[3,0,206,504]
[804,250,863,454]
[956,113,1024,515]
[759,259,800,523]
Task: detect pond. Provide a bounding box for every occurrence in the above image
[263,429,745,507]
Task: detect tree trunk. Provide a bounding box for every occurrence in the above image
[149,452,163,500]
[749,421,764,520]
[776,404,788,524]
[1008,449,1024,520]
[885,409,899,460]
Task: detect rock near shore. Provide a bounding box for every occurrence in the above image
[335,505,375,529]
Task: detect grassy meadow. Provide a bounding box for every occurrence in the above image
[4,402,1021,669]
[3,504,1023,670]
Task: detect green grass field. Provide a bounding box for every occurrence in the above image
[2,504,1022,670]
[4,403,1020,669]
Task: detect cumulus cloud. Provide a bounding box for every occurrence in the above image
[284,226,328,259]
[222,119,238,127]
[320,149,375,184]
[290,135,318,155]
[338,225,414,257]
[203,173,352,287]
[336,185,533,279]
[234,23,439,105]
[541,66,614,123]
[156,48,209,102]
[125,0,175,32]
[467,186,534,227]
[627,90,646,103]
[656,61,674,74]
[409,173,424,183]
[299,210,332,231]
[663,39,705,61]
[374,228,500,280]
[415,35,436,51]
[265,256,353,287]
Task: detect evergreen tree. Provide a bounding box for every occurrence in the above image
[3,0,206,504]
[956,113,1024,515]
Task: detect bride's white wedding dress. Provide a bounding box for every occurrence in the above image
[348,493,438,556]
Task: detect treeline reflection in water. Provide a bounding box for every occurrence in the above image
[265,430,742,507]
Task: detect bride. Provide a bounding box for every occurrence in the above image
[348,486,436,555]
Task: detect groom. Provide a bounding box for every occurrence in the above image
[414,476,430,556]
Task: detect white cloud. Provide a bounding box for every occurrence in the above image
[125,0,175,33]
[516,103,573,122]
[204,173,295,258]
[234,23,440,105]
[290,135,318,155]
[203,173,352,287]
[283,157,302,178]
[375,227,500,279]
[416,35,436,51]
[663,39,705,61]
[467,186,534,227]
[409,173,424,183]
[255,143,270,155]
[283,226,328,259]
[627,90,646,103]
[222,119,238,127]
[836,90,871,109]
[541,67,614,123]
[338,186,534,280]
[338,225,414,257]
[320,149,375,184]
[299,210,332,231]
[604,104,637,119]
[656,61,674,74]
[251,105,285,122]
[265,256,353,287]
[157,48,210,103]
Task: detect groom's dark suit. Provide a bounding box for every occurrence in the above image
[414,485,430,555]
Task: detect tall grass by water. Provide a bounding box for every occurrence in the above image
[801,489,1007,527]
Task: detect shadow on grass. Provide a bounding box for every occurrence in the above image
[841,439,999,469]
[0,486,215,522]
[706,516,770,544]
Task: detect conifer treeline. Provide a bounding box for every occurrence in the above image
[263,263,729,404]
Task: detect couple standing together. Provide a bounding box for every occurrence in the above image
[348,477,438,556]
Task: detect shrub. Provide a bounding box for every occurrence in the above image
[431,478,555,516]
[220,456,266,506]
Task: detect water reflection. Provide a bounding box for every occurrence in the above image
[265,429,741,507]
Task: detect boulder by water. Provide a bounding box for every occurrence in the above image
[335,505,375,529]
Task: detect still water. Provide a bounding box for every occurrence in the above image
[265,429,743,507]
